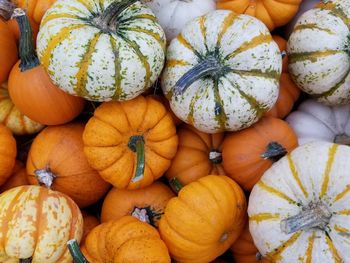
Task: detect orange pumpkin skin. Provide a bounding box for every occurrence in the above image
[83,96,178,190]
[26,123,110,208]
[81,216,171,263]
[0,124,16,186]
[6,16,39,43]
[264,35,300,119]
[222,117,298,191]
[12,0,56,24]
[0,19,17,84]
[149,94,182,126]
[159,175,247,263]
[0,160,29,192]
[216,0,302,31]
[101,181,175,227]
[166,124,226,186]
[81,211,100,245]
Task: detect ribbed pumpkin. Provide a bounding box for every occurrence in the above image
[216,0,302,31]
[161,10,281,133]
[0,83,44,135]
[101,181,175,227]
[0,160,29,193]
[166,123,226,186]
[26,123,110,208]
[249,142,350,262]
[81,211,99,245]
[12,0,56,24]
[159,175,247,263]
[0,185,83,262]
[222,117,298,191]
[0,124,16,186]
[287,0,350,105]
[37,0,166,102]
[83,96,178,190]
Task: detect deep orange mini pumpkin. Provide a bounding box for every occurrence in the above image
[12,0,56,24]
[222,117,298,191]
[83,96,178,190]
[0,19,17,84]
[0,160,29,192]
[0,124,16,186]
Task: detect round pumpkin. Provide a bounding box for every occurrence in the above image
[37,0,166,102]
[159,175,247,263]
[26,123,110,208]
[0,124,16,186]
[0,83,44,135]
[0,185,83,262]
[101,181,175,227]
[83,96,178,190]
[222,117,298,191]
[249,141,350,262]
[0,160,29,193]
[161,10,281,133]
[287,0,350,105]
[81,211,99,245]
[12,0,56,24]
[165,123,226,186]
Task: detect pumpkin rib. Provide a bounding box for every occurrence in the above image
[109,35,123,100]
[40,13,82,28]
[32,188,45,257]
[90,115,124,142]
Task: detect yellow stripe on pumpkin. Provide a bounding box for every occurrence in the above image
[336,209,350,215]
[109,36,123,100]
[40,13,81,28]
[320,144,338,198]
[166,60,190,68]
[334,184,350,202]
[177,34,198,55]
[334,224,350,235]
[265,232,302,262]
[249,213,280,223]
[287,154,309,198]
[293,23,335,35]
[257,181,298,205]
[305,232,316,263]
[318,2,350,27]
[216,12,238,45]
[75,0,94,12]
[289,50,342,64]
[122,27,165,49]
[326,234,342,262]
[198,15,207,47]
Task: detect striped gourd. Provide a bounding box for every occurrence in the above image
[37,0,166,102]
[161,10,282,133]
[249,142,350,262]
[287,0,350,105]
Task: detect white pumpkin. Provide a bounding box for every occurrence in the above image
[249,141,350,262]
[286,99,350,146]
[142,0,216,41]
[161,10,282,133]
[37,0,166,102]
[287,0,350,105]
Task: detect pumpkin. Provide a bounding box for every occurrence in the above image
[0,160,29,192]
[69,216,171,263]
[26,123,110,208]
[222,117,298,191]
[81,211,99,245]
[0,124,16,186]
[149,94,182,125]
[249,141,350,262]
[83,96,178,190]
[37,0,166,102]
[216,0,302,31]
[0,83,44,135]
[161,10,281,133]
[8,9,85,125]
[264,35,300,119]
[101,181,175,227]
[165,123,226,186]
[12,0,56,24]
[0,185,83,262]
[287,0,350,105]
[159,175,247,263]
[142,0,215,41]
[286,99,350,146]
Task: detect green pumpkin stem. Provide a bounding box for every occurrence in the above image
[0,0,15,20]
[13,8,40,71]
[19,258,32,263]
[128,135,145,183]
[67,240,89,263]
[260,142,287,162]
[169,177,183,194]
[334,133,350,145]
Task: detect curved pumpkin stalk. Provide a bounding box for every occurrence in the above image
[128,135,145,183]
[169,177,184,194]
[260,141,287,162]
[67,240,89,263]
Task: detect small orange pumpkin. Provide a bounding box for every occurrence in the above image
[101,181,175,227]
[0,18,17,84]
[222,117,298,191]
[11,0,56,24]
[0,160,29,192]
[0,124,16,186]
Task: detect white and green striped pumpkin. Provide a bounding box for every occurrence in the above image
[249,141,350,262]
[36,0,166,102]
[161,10,282,133]
[287,0,350,105]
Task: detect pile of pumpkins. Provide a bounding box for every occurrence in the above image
[1,0,350,262]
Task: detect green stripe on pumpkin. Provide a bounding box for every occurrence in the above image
[75,0,94,13]
[319,2,350,27]
[98,0,105,12]
[186,83,209,125]
[109,36,123,100]
[198,15,208,52]
[289,50,342,64]
[120,27,165,50]
[231,68,280,80]
[176,34,202,59]
[293,23,335,35]
[216,12,238,46]
[213,78,227,131]
[119,14,158,24]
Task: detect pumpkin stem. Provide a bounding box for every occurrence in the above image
[12,8,39,71]
[19,258,32,263]
[169,177,183,194]
[334,133,350,145]
[0,0,15,20]
[67,240,89,263]
[131,206,161,227]
[174,57,230,96]
[209,149,222,164]
[260,142,287,162]
[34,167,56,188]
[128,135,145,183]
[280,200,332,234]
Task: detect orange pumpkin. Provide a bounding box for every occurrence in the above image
[159,175,247,263]
[6,15,39,43]
[12,0,56,24]
[0,124,16,186]
[216,0,302,31]
[83,96,178,190]
[222,117,298,191]
[166,124,226,186]
[8,10,85,125]
[101,181,175,227]
[81,211,100,245]
[264,35,300,119]
[0,19,17,84]
[26,123,110,208]
[149,94,182,126]
[0,160,29,192]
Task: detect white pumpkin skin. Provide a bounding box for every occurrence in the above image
[142,0,215,41]
[287,0,350,105]
[286,99,350,145]
[37,0,166,102]
[249,142,350,262]
[161,10,281,133]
